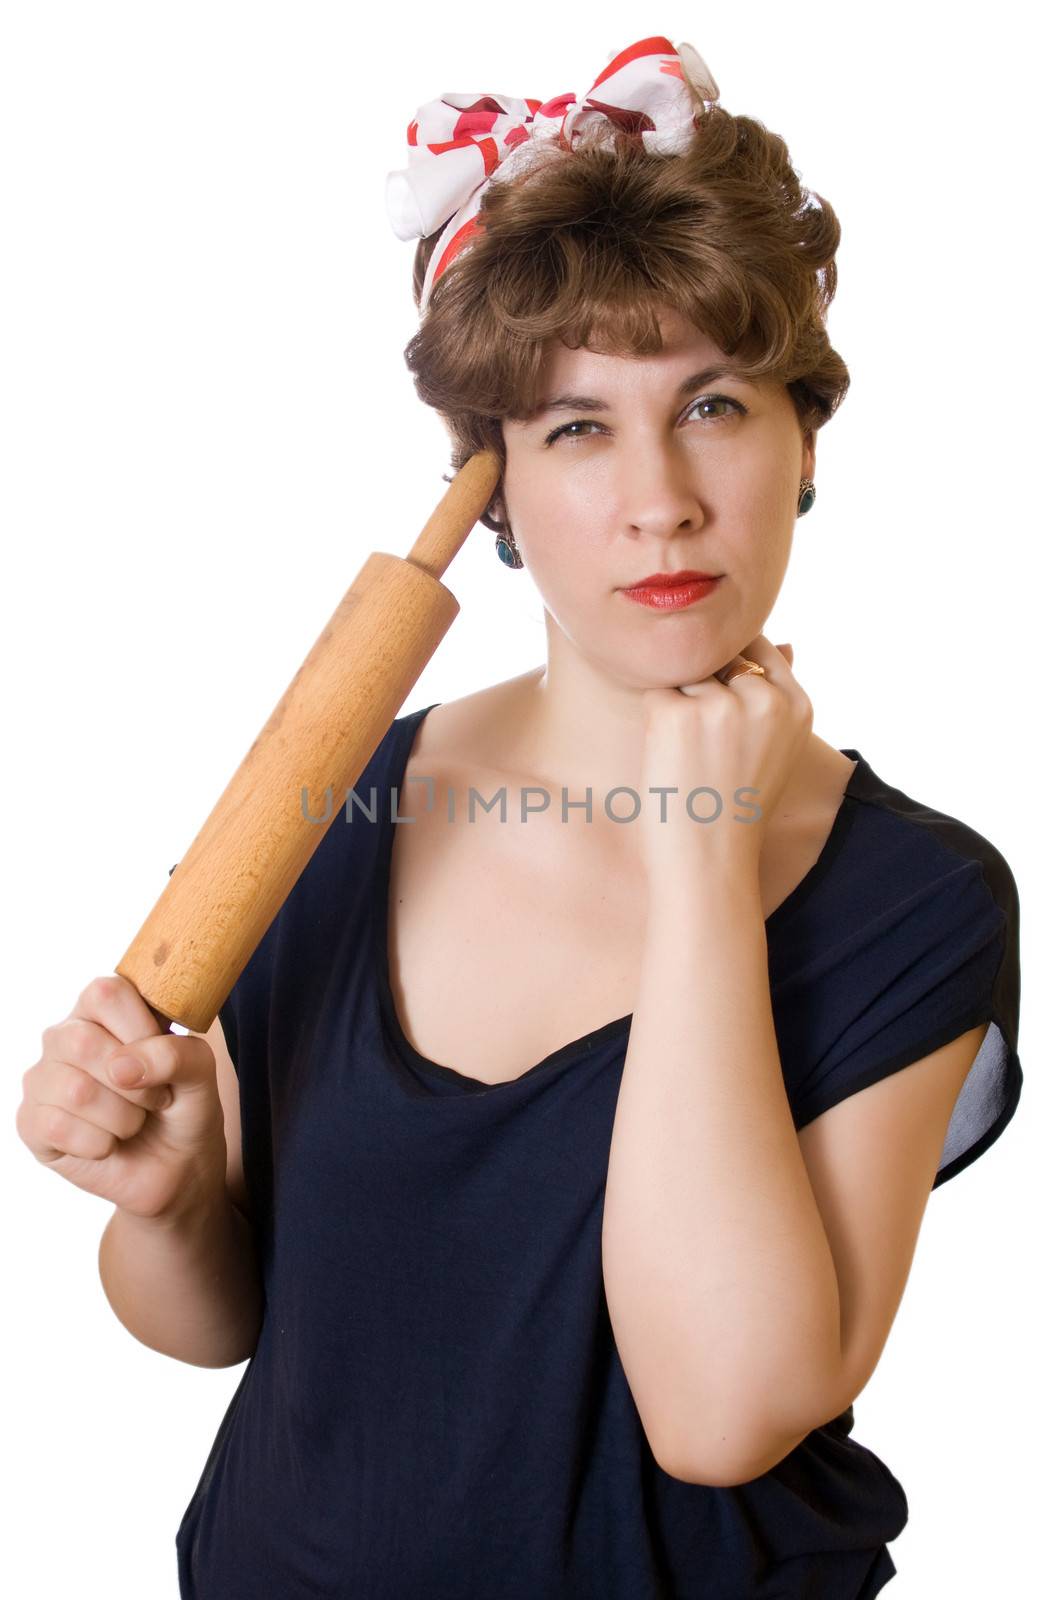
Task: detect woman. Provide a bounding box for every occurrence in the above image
[18,33,1022,1600]
[181,36,1018,1596]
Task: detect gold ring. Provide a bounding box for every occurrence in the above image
[718,659,766,685]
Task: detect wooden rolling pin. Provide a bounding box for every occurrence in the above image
[116,449,502,1034]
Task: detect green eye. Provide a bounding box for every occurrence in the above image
[685,396,742,424]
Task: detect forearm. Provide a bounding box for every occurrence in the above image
[601,864,842,1476]
[98,1181,264,1369]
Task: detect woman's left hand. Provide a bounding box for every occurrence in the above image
[637,635,814,883]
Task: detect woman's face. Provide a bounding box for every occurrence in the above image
[499,307,816,689]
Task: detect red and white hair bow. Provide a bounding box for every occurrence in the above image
[385,34,720,312]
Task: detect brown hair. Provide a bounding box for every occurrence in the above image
[401,104,850,535]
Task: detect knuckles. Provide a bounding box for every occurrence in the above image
[53,1018,97,1068]
[62,1065,97,1110]
[43,1106,69,1146]
[84,974,125,1008]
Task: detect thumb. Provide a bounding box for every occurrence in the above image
[105,1033,217,1098]
[776,642,794,667]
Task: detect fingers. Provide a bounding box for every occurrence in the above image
[98,1029,217,1096]
[22,1002,217,1168]
[20,1028,169,1166]
[19,1097,126,1165]
[728,633,790,681]
[38,1016,173,1113]
[716,636,804,703]
[659,637,800,704]
[44,1047,170,1122]
[66,973,168,1050]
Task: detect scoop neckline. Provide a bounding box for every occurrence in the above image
[372,702,869,1093]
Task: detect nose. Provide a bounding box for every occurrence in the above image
[617,440,707,540]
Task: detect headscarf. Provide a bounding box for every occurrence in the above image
[385,35,720,311]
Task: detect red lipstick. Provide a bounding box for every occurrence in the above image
[620,571,723,611]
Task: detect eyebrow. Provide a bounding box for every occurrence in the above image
[530,364,752,421]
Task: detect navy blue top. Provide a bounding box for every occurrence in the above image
[174,703,1023,1599]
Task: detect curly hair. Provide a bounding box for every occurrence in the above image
[401,103,850,536]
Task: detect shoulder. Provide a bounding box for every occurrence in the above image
[770,750,1019,996]
[390,672,545,797]
[403,672,540,763]
[783,752,1021,1064]
[781,753,1023,1184]
[841,754,1018,924]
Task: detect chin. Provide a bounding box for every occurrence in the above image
[640,639,737,684]
[609,654,732,694]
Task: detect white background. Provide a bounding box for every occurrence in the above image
[2,3,1048,1595]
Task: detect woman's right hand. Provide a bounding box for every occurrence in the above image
[15,974,228,1221]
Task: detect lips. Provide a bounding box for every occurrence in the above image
[620,574,722,611]
[622,569,720,588]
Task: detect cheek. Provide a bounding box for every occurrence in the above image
[525,515,606,581]
[524,535,617,639]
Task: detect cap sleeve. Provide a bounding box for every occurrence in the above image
[789,848,1022,1188]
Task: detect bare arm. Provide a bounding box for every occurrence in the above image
[98,1182,263,1368]
[601,647,982,1487]
[601,867,842,1485]
[98,1016,263,1368]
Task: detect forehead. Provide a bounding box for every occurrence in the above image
[528,304,758,419]
[539,309,726,388]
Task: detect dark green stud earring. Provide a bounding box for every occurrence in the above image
[495,525,524,568]
[797,477,816,516]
